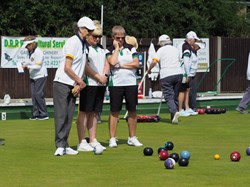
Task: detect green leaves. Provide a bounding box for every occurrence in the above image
[0,0,249,38]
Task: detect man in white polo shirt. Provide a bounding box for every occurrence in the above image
[53,16,95,156]
[147,34,183,124]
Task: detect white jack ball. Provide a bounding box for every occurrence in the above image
[94,145,104,155]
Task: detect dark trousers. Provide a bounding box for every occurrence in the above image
[53,82,76,148]
[188,76,197,109]
[161,74,182,119]
[238,80,250,109]
[30,77,48,118]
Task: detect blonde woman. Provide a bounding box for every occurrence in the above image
[125,35,138,49]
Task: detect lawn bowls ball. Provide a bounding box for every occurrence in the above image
[164,158,176,169]
[214,154,220,160]
[94,145,104,155]
[165,141,174,150]
[158,146,166,154]
[230,151,241,161]
[197,108,205,114]
[199,108,205,114]
[205,108,212,114]
[143,147,153,156]
[246,147,250,156]
[159,150,169,160]
[213,108,221,114]
[169,152,180,162]
[178,158,189,166]
[180,150,191,160]
[220,108,226,113]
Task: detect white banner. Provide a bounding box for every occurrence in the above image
[1,36,68,68]
[173,38,210,72]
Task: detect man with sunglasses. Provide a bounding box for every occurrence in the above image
[53,16,95,156]
[106,26,143,148]
[76,20,109,152]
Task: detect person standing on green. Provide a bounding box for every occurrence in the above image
[53,16,95,156]
[106,26,143,148]
[236,52,250,114]
[22,36,49,120]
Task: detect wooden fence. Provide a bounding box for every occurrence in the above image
[0,37,250,99]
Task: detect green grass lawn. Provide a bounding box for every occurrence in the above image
[0,110,250,187]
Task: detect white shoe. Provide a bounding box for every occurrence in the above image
[236,107,248,114]
[109,137,118,148]
[127,136,143,147]
[185,108,198,116]
[77,139,94,152]
[38,116,49,120]
[65,147,78,155]
[54,147,65,156]
[89,139,106,150]
[29,117,37,120]
[172,112,180,124]
[179,109,191,117]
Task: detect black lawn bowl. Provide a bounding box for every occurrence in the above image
[169,152,180,162]
[165,141,174,150]
[143,147,154,156]
[158,146,166,154]
[178,158,189,167]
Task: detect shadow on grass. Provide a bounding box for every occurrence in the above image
[155,118,172,124]
[0,138,5,145]
[99,139,131,147]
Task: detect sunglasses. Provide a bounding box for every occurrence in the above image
[92,35,102,39]
[115,36,125,40]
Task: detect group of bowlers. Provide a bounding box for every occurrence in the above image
[147,31,206,124]
[21,16,206,156]
[52,16,144,156]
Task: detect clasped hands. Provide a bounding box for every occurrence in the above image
[96,74,108,86]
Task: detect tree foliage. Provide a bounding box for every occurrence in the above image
[0,0,249,38]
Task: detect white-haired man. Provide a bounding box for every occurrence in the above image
[53,16,95,156]
[147,34,183,124]
[76,20,109,151]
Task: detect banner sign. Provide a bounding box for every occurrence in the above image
[173,38,210,72]
[1,36,67,68]
[1,36,210,72]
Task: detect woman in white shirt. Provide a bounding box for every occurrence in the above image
[22,36,48,120]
